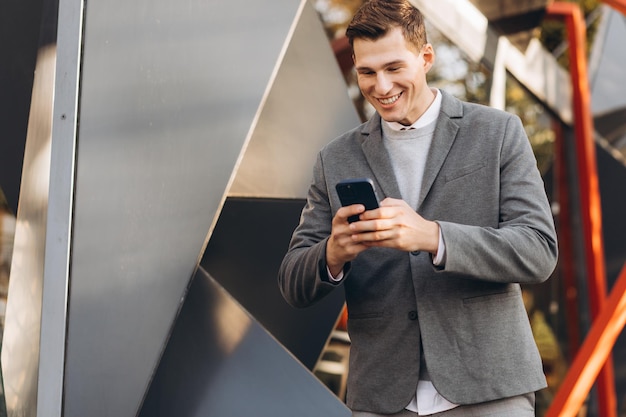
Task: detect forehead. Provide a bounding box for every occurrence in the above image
[352,27,418,68]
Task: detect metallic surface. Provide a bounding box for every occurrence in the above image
[3,0,356,415]
[201,197,347,371]
[139,266,350,416]
[0,0,44,215]
[590,6,626,116]
[1,43,55,417]
[36,0,83,415]
[229,0,360,199]
[62,0,307,415]
[0,0,63,414]
[590,6,626,158]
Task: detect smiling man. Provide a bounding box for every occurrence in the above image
[278,0,558,416]
[353,28,434,127]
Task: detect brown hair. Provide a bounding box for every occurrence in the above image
[346,0,427,52]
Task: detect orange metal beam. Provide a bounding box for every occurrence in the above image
[601,0,626,15]
[545,3,615,416]
[546,264,626,417]
[546,1,607,319]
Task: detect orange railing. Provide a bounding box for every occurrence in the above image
[546,264,626,417]
[546,2,617,416]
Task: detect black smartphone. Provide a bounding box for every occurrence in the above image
[335,178,380,223]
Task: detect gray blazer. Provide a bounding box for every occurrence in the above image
[278,90,558,414]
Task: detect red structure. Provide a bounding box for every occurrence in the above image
[546,2,626,416]
[547,264,626,417]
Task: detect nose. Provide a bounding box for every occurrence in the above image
[374,73,392,95]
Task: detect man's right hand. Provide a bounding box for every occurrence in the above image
[326,204,372,277]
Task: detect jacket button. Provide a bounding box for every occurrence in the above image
[408,311,418,320]
[410,251,420,256]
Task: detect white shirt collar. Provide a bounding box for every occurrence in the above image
[383,88,441,132]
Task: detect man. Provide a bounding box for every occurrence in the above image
[278,0,558,415]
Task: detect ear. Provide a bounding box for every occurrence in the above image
[422,43,435,73]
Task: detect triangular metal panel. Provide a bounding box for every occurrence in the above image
[139,267,350,416]
[229,0,360,199]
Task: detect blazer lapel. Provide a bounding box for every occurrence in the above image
[360,116,403,200]
[417,91,462,210]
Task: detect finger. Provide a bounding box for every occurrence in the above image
[358,207,387,221]
[337,204,366,223]
[350,226,390,243]
[379,197,403,207]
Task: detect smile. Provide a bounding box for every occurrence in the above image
[378,93,402,105]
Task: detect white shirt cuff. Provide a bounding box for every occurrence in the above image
[432,227,446,266]
[327,266,344,282]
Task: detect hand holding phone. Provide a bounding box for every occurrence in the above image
[335,178,380,223]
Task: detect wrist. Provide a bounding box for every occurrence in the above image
[426,221,440,254]
[325,239,345,277]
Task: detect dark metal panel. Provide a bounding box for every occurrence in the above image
[139,267,350,417]
[201,197,346,370]
[595,144,626,413]
[0,0,45,213]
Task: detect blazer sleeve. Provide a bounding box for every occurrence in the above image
[277,153,346,308]
[436,114,558,283]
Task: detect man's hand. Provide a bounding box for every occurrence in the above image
[326,198,440,276]
[326,204,371,277]
[345,198,440,253]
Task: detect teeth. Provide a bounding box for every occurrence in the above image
[379,94,401,105]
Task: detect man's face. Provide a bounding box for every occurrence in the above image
[353,27,434,126]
